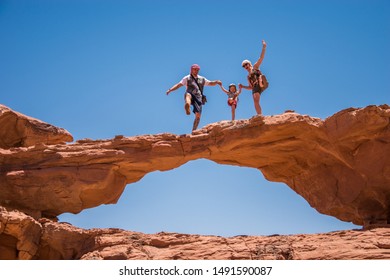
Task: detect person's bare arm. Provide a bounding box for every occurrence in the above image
[239,77,253,90]
[208,80,222,86]
[240,84,252,90]
[236,86,242,96]
[219,84,230,94]
[166,82,183,95]
[253,40,267,70]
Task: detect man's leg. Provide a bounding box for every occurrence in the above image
[185,93,191,115]
[192,112,201,131]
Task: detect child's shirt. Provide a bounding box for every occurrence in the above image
[227,91,239,99]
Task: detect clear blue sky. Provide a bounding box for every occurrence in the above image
[1,0,389,237]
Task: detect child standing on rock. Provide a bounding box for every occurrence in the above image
[219,83,242,120]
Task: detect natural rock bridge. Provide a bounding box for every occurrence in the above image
[1,104,389,227]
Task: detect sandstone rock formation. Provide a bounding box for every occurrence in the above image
[1,207,389,260]
[0,103,389,260]
[0,104,73,149]
[1,104,389,227]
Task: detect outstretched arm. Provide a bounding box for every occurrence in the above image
[208,80,222,86]
[239,77,253,90]
[166,82,183,95]
[219,84,230,94]
[253,40,267,70]
[239,84,251,90]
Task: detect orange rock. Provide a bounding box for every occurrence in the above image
[1,105,390,260]
[0,104,73,148]
[1,207,389,260]
[1,105,389,227]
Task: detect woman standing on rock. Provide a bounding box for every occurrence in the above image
[239,40,267,115]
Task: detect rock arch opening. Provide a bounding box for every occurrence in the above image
[59,160,356,236]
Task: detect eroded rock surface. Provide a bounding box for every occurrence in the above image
[1,104,390,260]
[1,207,389,260]
[1,104,389,227]
[0,104,73,149]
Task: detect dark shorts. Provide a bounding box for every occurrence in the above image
[185,92,203,114]
[252,84,262,95]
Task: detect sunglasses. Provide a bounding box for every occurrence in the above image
[242,63,249,68]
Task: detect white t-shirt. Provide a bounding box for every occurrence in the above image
[180,75,212,86]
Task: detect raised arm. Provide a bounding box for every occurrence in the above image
[219,84,230,94]
[253,40,267,70]
[236,86,242,96]
[166,82,183,95]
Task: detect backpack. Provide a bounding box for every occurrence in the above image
[260,72,269,91]
[249,69,269,92]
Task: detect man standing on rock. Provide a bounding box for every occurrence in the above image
[166,64,222,131]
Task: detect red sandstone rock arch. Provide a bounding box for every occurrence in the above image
[1,104,390,228]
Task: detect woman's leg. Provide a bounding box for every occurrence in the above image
[252,92,262,115]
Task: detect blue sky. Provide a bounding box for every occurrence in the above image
[1,0,389,237]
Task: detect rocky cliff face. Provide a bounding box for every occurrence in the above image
[0,104,389,259]
[1,207,389,260]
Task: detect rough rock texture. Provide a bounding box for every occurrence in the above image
[0,104,73,149]
[0,104,389,260]
[1,207,389,260]
[1,104,389,227]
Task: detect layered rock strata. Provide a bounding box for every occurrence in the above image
[1,207,389,260]
[0,104,72,149]
[1,104,389,227]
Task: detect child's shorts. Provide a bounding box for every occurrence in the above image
[227,98,238,107]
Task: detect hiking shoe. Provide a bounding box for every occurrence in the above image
[185,103,190,115]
